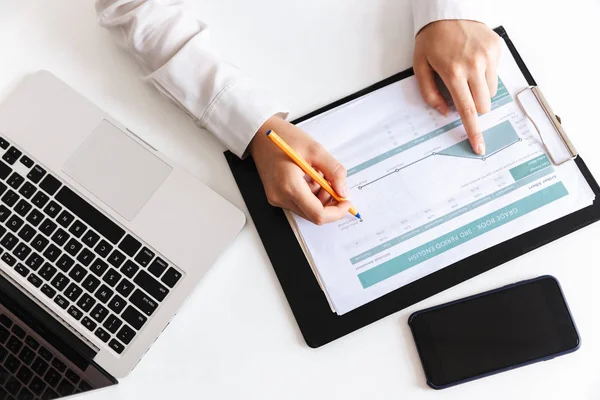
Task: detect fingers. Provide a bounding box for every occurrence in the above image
[446,78,485,155]
[293,184,352,225]
[309,145,349,198]
[316,188,333,206]
[486,67,498,98]
[414,58,449,115]
[469,73,492,115]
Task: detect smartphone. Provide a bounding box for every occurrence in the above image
[408,275,580,389]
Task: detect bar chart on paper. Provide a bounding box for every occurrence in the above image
[292,54,594,314]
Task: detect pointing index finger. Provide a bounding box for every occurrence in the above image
[447,78,485,155]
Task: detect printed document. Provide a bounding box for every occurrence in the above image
[291,41,595,315]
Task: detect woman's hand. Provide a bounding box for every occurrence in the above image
[249,116,351,225]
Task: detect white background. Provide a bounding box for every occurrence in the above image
[1,1,600,399]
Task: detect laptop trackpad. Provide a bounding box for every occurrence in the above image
[63,120,172,221]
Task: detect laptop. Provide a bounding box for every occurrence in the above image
[0,70,246,398]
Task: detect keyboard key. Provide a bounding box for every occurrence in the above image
[17,224,36,242]
[43,388,59,399]
[31,234,49,252]
[14,263,29,277]
[50,273,69,291]
[31,356,48,375]
[77,293,95,312]
[5,376,22,396]
[76,248,94,266]
[120,260,138,278]
[64,284,83,302]
[134,247,154,267]
[17,365,33,384]
[27,274,42,288]
[6,215,23,232]
[56,210,74,228]
[25,253,44,271]
[0,233,18,251]
[0,204,10,223]
[30,376,46,396]
[1,253,16,267]
[80,317,96,331]
[13,243,31,261]
[18,347,35,366]
[130,290,158,316]
[54,295,69,309]
[18,181,36,199]
[94,285,113,304]
[19,387,35,400]
[0,346,6,363]
[43,367,61,386]
[115,278,134,297]
[108,339,124,354]
[38,347,52,362]
[51,359,66,373]
[24,336,38,350]
[1,189,18,207]
[13,199,31,217]
[94,327,110,343]
[40,284,56,299]
[25,209,43,226]
[148,257,168,277]
[102,268,121,287]
[117,325,136,345]
[5,354,20,373]
[38,219,56,236]
[0,314,11,328]
[122,306,147,330]
[118,235,141,257]
[43,201,62,219]
[0,162,9,181]
[57,379,75,396]
[6,172,24,190]
[31,191,49,209]
[51,229,69,246]
[26,165,46,184]
[39,264,57,281]
[64,239,82,257]
[55,254,74,272]
[134,271,169,301]
[68,220,86,238]
[0,138,8,149]
[90,304,108,323]
[11,325,24,339]
[107,249,126,268]
[67,306,83,321]
[103,315,122,334]
[68,264,86,283]
[39,175,61,196]
[56,186,127,244]
[90,259,108,277]
[82,230,100,248]
[6,337,22,354]
[0,327,8,343]
[94,240,112,258]
[42,243,61,262]
[3,146,20,165]
[82,275,100,293]
[107,295,126,315]
[65,369,80,385]
[19,155,33,168]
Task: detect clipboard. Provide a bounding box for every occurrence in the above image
[224,26,600,348]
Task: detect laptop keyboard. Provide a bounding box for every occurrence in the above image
[0,136,183,355]
[0,312,93,400]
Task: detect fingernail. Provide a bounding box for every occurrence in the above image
[435,106,446,115]
[477,143,486,155]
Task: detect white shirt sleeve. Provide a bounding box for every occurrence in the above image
[95,0,288,158]
[412,0,489,37]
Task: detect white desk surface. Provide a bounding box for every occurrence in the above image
[2,1,600,399]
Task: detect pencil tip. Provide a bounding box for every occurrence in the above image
[266,130,272,136]
[355,213,361,220]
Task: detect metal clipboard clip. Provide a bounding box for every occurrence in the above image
[515,86,577,166]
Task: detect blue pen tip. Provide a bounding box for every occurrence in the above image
[266,130,272,136]
[355,213,361,219]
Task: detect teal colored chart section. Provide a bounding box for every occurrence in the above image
[347,78,512,176]
[349,165,554,264]
[436,120,519,159]
[357,182,568,288]
[510,154,551,181]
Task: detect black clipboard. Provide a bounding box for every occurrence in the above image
[224,26,600,348]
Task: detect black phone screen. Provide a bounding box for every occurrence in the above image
[409,276,579,389]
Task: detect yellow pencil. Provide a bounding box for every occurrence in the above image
[266,130,361,220]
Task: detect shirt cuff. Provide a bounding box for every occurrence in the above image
[201,82,289,159]
[412,0,490,37]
